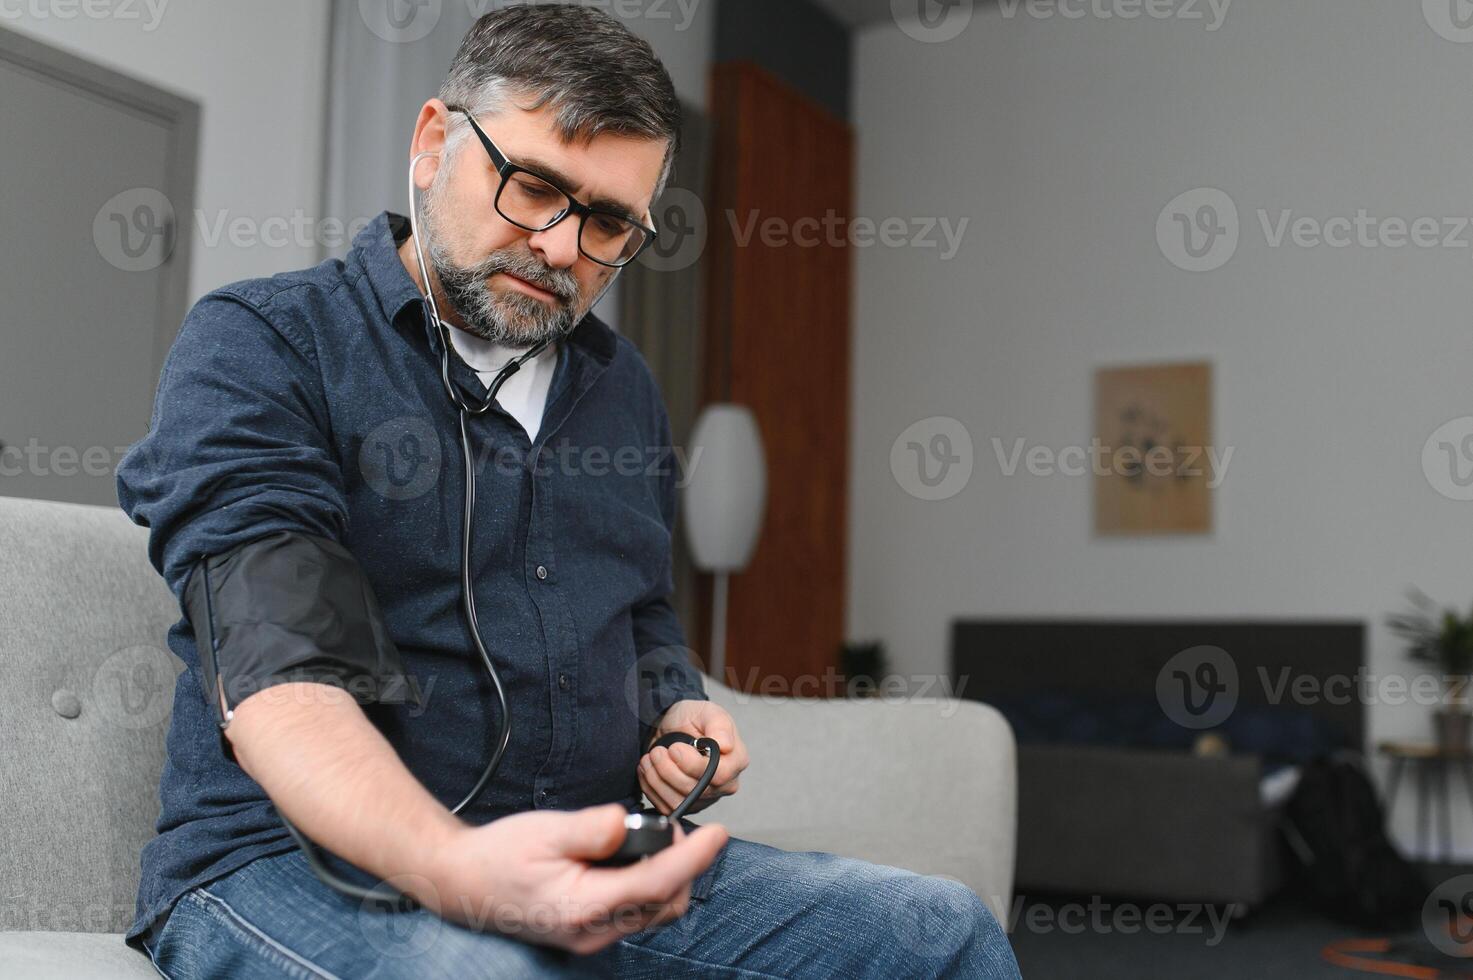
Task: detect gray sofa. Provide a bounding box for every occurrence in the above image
[0,495,1017,977]
[954,618,1364,910]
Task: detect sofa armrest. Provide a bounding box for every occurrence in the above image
[703,680,1017,920]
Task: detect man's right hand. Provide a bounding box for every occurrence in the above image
[414,804,727,954]
[226,685,723,955]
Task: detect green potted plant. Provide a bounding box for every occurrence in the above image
[1388,589,1473,749]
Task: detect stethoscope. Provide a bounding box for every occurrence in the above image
[281,150,717,907]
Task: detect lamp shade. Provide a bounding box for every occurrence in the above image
[682,403,766,572]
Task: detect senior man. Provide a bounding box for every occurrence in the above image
[116,6,1021,977]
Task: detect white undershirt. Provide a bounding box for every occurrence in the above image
[445,325,559,443]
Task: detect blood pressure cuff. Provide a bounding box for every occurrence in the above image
[183,531,418,762]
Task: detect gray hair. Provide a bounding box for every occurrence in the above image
[439,3,682,199]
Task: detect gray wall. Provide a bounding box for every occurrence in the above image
[848,0,1473,857]
[4,1,332,303]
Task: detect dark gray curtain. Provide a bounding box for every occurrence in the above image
[619,105,710,648]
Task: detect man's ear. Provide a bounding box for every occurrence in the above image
[409,99,454,188]
[410,151,441,193]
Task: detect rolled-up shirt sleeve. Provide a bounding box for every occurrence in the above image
[119,293,350,587]
[630,399,708,748]
[117,291,411,748]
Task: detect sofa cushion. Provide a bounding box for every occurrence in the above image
[0,931,158,979]
[0,497,180,934]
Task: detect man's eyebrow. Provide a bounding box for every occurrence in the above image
[515,155,644,223]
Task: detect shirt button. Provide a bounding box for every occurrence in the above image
[538,788,551,805]
[558,673,569,691]
[535,565,548,581]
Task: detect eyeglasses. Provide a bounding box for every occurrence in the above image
[444,104,658,269]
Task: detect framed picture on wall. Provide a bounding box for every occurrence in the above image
[1094,361,1213,535]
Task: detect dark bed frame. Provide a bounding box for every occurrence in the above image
[952,619,1366,909]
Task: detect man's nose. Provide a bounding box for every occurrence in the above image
[526,217,581,270]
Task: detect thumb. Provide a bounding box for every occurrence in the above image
[558,804,629,861]
[698,709,735,750]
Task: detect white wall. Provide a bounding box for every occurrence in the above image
[4,1,332,303]
[850,0,1473,857]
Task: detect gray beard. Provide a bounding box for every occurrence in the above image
[421,174,584,349]
[427,238,580,349]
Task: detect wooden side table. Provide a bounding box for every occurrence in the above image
[1378,740,1473,861]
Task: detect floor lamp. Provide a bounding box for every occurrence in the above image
[682,404,766,684]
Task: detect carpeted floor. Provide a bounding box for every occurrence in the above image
[1006,876,1467,980]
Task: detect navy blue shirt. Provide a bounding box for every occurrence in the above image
[116,212,707,947]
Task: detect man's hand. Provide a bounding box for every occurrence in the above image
[418,804,727,955]
[639,700,750,817]
[228,685,725,955]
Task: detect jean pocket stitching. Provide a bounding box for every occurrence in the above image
[192,887,347,980]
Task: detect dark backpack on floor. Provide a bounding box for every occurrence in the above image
[1281,752,1427,930]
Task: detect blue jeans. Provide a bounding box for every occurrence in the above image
[139,839,1022,978]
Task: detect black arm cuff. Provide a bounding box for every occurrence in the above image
[184,531,418,761]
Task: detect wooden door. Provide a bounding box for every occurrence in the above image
[700,61,853,694]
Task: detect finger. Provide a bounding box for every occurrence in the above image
[557,804,632,861]
[707,742,742,789]
[671,739,740,795]
[581,824,727,913]
[636,823,727,895]
[637,756,672,812]
[678,794,714,816]
[697,709,737,749]
[688,775,739,813]
[666,743,710,780]
[639,765,683,815]
[568,884,690,951]
[643,883,693,929]
[576,875,698,952]
[648,772,686,816]
[565,898,679,955]
[615,876,692,932]
[712,746,747,787]
[651,747,699,795]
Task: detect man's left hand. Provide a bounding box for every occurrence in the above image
[639,700,749,817]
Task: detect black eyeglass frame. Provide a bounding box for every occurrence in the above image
[444,104,659,269]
